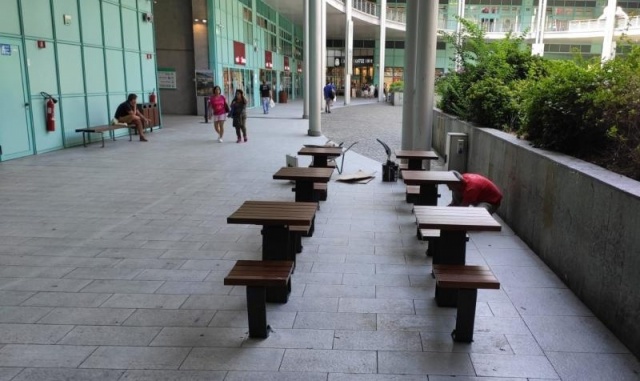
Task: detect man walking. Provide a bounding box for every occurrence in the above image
[323,81,336,113]
[259,80,271,114]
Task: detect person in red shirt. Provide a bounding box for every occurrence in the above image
[448,171,503,214]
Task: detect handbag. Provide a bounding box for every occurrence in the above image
[269,99,275,108]
[224,101,230,113]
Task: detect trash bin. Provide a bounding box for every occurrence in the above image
[278,90,288,104]
[382,161,399,182]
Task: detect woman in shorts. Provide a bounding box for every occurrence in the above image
[209,86,228,142]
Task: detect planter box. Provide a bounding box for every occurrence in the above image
[391,92,403,106]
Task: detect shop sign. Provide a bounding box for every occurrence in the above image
[265,51,273,69]
[353,56,374,66]
[233,41,246,65]
[0,44,11,56]
[284,56,290,72]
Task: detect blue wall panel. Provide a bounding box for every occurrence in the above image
[105,49,126,93]
[84,47,107,94]
[125,51,142,92]
[103,2,123,48]
[122,9,140,50]
[57,44,85,95]
[61,96,88,145]
[25,40,58,96]
[138,0,151,12]
[80,0,103,46]
[0,0,21,36]
[87,95,110,125]
[54,0,81,43]
[139,18,154,52]
[121,0,137,9]
[141,55,157,93]
[21,0,54,39]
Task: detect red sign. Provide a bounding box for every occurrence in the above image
[233,41,246,66]
[284,56,290,72]
[265,51,273,69]
[37,40,46,49]
[297,62,302,73]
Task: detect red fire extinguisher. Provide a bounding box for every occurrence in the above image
[149,89,157,104]
[46,97,56,132]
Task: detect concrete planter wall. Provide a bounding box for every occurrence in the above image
[390,92,403,106]
[433,109,640,357]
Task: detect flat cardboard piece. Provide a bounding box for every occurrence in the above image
[337,170,376,183]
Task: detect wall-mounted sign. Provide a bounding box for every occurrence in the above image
[195,70,214,96]
[265,51,272,69]
[234,41,246,66]
[284,56,290,72]
[353,56,374,66]
[297,62,302,73]
[158,67,177,89]
[0,44,11,56]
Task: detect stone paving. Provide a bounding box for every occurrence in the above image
[0,100,638,380]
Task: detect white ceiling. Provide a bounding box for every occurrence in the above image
[261,0,407,40]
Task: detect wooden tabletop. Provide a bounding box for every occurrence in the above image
[227,201,318,226]
[298,147,343,157]
[402,170,461,186]
[273,167,334,182]
[395,150,439,160]
[414,206,502,231]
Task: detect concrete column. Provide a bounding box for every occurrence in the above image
[413,0,438,151]
[321,0,327,112]
[454,0,465,70]
[601,0,618,62]
[377,0,386,102]
[532,0,547,56]
[308,0,322,136]
[401,0,418,150]
[303,0,310,118]
[344,0,352,105]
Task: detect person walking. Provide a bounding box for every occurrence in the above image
[209,86,228,142]
[259,80,272,114]
[230,89,248,143]
[323,81,336,113]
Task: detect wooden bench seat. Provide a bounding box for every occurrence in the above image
[289,225,310,264]
[313,182,328,201]
[433,264,500,342]
[224,260,294,338]
[75,124,132,147]
[418,229,469,258]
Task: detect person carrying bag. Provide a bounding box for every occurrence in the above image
[230,89,248,143]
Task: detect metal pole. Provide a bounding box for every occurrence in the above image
[377,0,387,102]
[344,0,352,105]
[308,0,322,136]
[401,0,418,150]
[303,0,310,118]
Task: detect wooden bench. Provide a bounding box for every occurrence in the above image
[433,264,500,342]
[224,260,294,338]
[313,183,328,201]
[418,229,469,258]
[75,124,133,148]
[406,185,419,203]
[289,225,310,257]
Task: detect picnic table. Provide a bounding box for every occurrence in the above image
[414,205,501,306]
[273,167,334,203]
[227,201,318,262]
[402,170,460,206]
[298,147,343,168]
[395,150,439,170]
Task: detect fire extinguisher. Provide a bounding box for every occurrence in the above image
[40,92,58,133]
[46,98,56,132]
[149,89,157,104]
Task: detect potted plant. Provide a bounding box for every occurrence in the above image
[389,80,404,106]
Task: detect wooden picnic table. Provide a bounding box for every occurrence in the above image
[273,167,334,203]
[227,201,318,261]
[402,170,460,206]
[395,150,439,170]
[298,147,343,168]
[414,205,502,306]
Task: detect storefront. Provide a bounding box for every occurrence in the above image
[353,56,374,90]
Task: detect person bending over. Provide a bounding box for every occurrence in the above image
[447,171,503,214]
[115,93,150,142]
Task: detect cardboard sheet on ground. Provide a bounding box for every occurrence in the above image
[336,170,376,184]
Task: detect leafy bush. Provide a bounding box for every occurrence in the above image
[389,81,404,93]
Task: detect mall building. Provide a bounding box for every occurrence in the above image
[1,0,639,160]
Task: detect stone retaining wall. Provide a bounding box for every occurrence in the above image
[433,109,640,358]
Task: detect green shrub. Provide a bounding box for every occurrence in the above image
[389,81,404,93]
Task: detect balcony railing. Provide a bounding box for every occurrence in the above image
[566,15,640,32]
[353,0,377,17]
